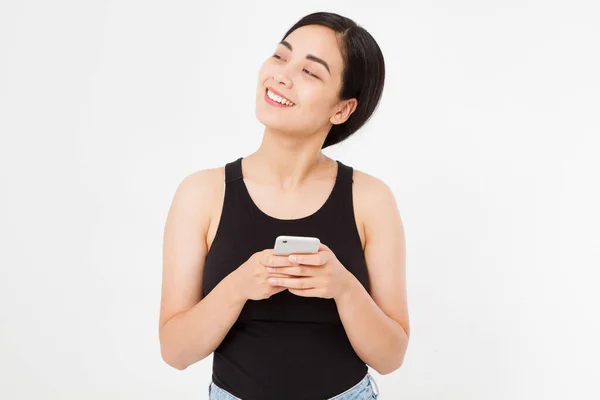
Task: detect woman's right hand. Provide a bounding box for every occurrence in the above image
[231,249,295,301]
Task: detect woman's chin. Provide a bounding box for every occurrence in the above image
[255,111,291,129]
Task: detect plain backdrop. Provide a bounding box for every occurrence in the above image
[1,1,599,399]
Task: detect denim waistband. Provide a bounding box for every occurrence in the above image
[209,372,379,399]
[328,372,379,399]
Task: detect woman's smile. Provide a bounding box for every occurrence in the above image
[265,88,296,107]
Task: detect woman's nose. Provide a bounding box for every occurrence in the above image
[272,71,293,89]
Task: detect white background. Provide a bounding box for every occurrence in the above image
[1,1,599,399]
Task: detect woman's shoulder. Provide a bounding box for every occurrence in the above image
[170,166,226,226]
[348,166,394,198]
[348,165,399,221]
[177,166,224,199]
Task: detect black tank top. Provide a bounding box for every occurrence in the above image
[202,157,370,400]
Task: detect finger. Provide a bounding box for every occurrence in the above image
[267,272,297,278]
[318,242,330,251]
[288,288,319,297]
[267,276,317,289]
[288,252,328,266]
[267,265,319,277]
[260,253,296,268]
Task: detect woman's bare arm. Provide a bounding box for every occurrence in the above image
[334,171,410,374]
[158,169,246,370]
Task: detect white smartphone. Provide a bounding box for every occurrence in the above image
[273,235,320,256]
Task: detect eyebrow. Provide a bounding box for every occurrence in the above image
[279,40,331,75]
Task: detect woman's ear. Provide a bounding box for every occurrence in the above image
[330,98,358,125]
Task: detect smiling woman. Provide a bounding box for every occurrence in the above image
[159,11,407,400]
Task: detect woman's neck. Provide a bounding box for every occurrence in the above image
[244,130,335,189]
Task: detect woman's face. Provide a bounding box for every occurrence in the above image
[255,24,356,139]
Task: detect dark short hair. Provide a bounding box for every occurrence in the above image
[281,12,386,149]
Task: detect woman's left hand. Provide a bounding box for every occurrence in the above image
[266,243,354,299]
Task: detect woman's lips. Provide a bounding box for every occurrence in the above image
[264,88,294,108]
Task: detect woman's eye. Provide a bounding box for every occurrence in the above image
[271,55,318,79]
[303,69,318,79]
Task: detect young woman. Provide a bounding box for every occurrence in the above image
[159,12,410,400]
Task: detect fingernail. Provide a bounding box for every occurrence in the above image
[267,267,275,272]
[289,255,297,263]
[268,278,277,285]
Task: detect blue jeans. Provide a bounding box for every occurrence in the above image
[208,372,380,399]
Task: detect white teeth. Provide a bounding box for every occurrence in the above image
[267,89,294,106]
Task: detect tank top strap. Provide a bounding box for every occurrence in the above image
[225,157,244,183]
[324,159,356,225]
[335,160,354,183]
